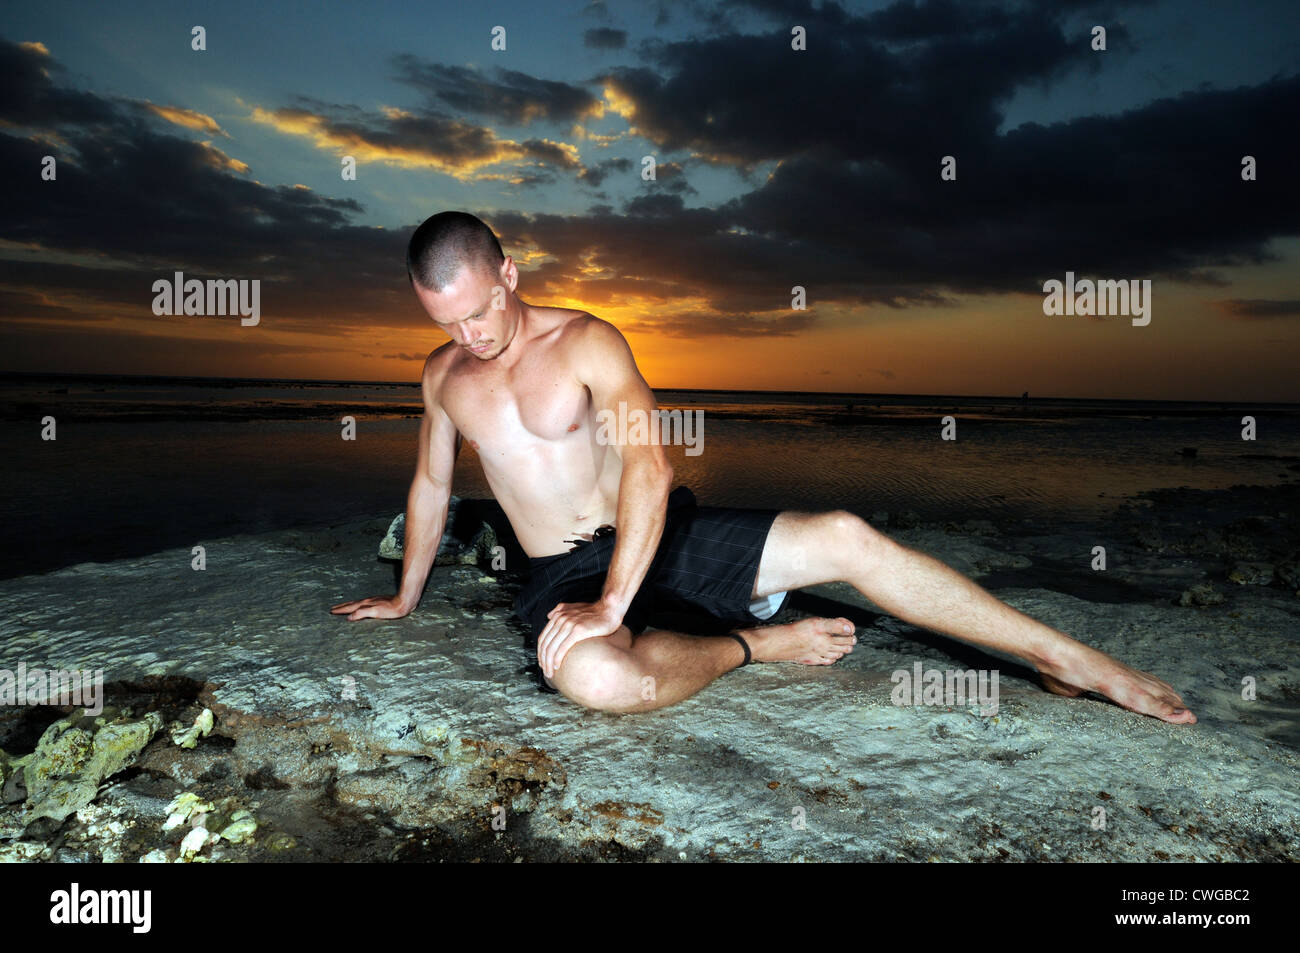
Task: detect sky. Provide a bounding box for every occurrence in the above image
[1,0,1297,399]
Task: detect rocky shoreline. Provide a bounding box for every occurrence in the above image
[2,481,1297,862]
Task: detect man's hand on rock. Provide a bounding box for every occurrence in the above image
[330,595,411,621]
[537,599,624,679]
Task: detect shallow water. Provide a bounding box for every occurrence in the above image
[3,375,1297,579]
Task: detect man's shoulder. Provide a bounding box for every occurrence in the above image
[519,306,623,359]
[423,340,458,374]
[552,313,638,389]
[420,340,459,396]
[553,309,626,352]
[530,304,598,334]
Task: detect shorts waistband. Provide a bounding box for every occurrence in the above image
[526,485,697,571]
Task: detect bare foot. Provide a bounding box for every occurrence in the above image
[741,616,856,666]
[1038,642,1197,725]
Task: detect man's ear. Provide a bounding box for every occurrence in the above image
[500,256,518,293]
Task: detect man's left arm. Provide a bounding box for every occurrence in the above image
[535,317,673,679]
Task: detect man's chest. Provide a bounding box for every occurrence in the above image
[442,364,592,456]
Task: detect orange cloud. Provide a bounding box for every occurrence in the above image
[142,102,229,137]
[197,140,249,173]
[249,105,580,181]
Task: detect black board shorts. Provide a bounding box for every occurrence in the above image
[513,485,790,643]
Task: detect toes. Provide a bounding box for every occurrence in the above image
[815,618,855,636]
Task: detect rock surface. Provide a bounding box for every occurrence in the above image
[1,485,1298,861]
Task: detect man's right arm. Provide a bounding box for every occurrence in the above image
[395,352,459,613]
[330,349,457,621]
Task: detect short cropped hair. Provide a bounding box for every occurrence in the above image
[406,211,506,291]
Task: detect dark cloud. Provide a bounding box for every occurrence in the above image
[0,322,328,376]
[0,40,116,127]
[615,5,1106,168]
[487,197,951,320]
[578,156,633,186]
[391,56,601,125]
[0,287,79,319]
[584,28,628,50]
[574,0,1298,305]
[619,308,815,338]
[0,39,427,334]
[713,73,1300,295]
[650,160,696,194]
[1216,299,1300,319]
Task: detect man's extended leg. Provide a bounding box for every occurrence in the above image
[547,617,857,713]
[747,509,1196,724]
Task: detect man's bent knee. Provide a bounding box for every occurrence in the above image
[547,631,642,712]
[826,509,889,571]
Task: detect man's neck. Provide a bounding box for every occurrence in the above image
[493,300,527,365]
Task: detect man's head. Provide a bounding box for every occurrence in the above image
[407,211,518,359]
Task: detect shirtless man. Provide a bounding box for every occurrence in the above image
[331,211,1196,725]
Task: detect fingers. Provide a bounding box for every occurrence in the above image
[538,604,578,676]
[537,613,569,678]
[331,597,398,621]
[536,620,555,673]
[548,620,576,678]
[550,628,581,677]
[1160,701,1196,724]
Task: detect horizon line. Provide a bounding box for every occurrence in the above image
[1,369,1297,407]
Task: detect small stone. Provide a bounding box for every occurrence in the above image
[170,708,215,749]
[1274,552,1300,589]
[1227,562,1274,586]
[265,832,297,852]
[218,811,258,844]
[1178,583,1225,607]
[179,826,209,859]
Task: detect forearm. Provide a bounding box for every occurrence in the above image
[601,457,674,615]
[397,477,450,611]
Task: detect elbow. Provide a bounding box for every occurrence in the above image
[655,454,674,489]
[628,449,673,488]
[621,444,673,490]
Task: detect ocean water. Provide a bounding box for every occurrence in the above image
[3,373,1298,579]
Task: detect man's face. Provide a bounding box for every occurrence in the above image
[413,261,511,360]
